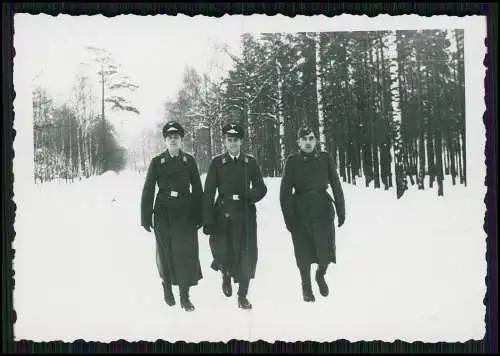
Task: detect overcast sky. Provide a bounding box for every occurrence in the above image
[14,14,243,144]
[14,14,484,148]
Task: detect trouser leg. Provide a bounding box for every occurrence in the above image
[179,284,189,298]
[222,271,233,297]
[315,263,330,297]
[237,278,252,309]
[316,264,328,277]
[157,243,176,306]
[237,278,249,297]
[162,280,175,306]
[299,264,315,302]
[299,264,312,289]
[236,248,252,309]
[179,282,195,311]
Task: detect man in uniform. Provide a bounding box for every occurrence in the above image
[141,121,203,312]
[202,122,268,310]
[279,125,346,302]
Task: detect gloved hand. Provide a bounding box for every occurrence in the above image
[143,224,152,232]
[203,225,216,236]
[338,215,345,228]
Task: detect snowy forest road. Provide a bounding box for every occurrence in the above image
[13,170,485,343]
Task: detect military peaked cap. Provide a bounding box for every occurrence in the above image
[222,122,244,139]
[162,121,185,138]
[297,125,316,139]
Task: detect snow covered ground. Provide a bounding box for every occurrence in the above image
[12,169,486,343]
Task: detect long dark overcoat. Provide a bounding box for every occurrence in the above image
[279,150,346,269]
[141,150,203,287]
[202,152,267,283]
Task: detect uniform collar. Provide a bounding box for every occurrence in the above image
[165,149,183,160]
[226,151,241,161]
[222,151,248,164]
[299,149,319,160]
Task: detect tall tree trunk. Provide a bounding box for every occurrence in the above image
[191,122,196,159]
[208,124,213,163]
[379,34,393,190]
[68,115,73,180]
[424,63,436,189]
[60,122,65,181]
[431,62,444,196]
[447,119,457,185]
[360,37,371,187]
[455,29,467,186]
[76,125,81,179]
[315,32,326,151]
[457,138,463,183]
[396,34,413,188]
[101,72,107,173]
[248,107,255,156]
[444,139,450,175]
[416,31,426,190]
[339,36,351,182]
[388,31,408,199]
[454,61,465,184]
[371,39,381,188]
[87,132,93,177]
[33,129,38,183]
[275,53,286,173]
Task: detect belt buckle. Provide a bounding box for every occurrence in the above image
[232,194,240,201]
[170,191,178,198]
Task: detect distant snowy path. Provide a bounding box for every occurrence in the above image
[13,170,486,343]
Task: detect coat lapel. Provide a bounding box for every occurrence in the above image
[161,150,181,177]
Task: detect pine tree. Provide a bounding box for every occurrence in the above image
[82,46,140,172]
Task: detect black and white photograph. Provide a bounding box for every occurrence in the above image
[13,13,487,343]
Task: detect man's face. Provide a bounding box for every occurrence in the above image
[298,132,317,153]
[165,133,182,152]
[224,135,242,155]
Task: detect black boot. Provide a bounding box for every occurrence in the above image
[162,281,176,306]
[302,284,315,302]
[180,285,195,312]
[222,272,232,297]
[238,295,252,310]
[237,280,252,310]
[315,265,329,297]
[300,266,315,302]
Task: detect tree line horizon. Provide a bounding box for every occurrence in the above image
[32,29,466,199]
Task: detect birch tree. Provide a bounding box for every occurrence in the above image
[387,31,408,199]
[315,32,326,151]
[275,41,286,170]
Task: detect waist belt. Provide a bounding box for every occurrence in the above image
[158,189,190,198]
[218,194,243,202]
[294,189,325,195]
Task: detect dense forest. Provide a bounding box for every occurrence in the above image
[158,29,466,198]
[33,30,466,198]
